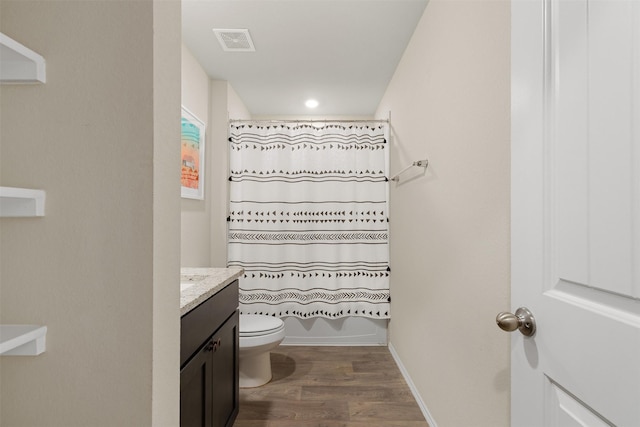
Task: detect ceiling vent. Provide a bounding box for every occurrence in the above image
[213,29,255,52]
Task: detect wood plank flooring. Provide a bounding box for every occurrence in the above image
[233,346,429,427]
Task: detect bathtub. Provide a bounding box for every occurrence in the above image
[280,316,388,346]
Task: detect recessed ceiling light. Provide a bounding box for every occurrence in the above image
[305,99,319,109]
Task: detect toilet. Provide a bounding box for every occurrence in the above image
[238,314,285,388]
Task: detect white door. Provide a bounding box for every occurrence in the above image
[510,0,640,426]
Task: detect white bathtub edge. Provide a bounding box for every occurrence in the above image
[280,317,388,346]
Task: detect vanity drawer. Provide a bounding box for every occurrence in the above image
[180,279,239,367]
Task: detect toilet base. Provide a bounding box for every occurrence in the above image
[239,351,273,388]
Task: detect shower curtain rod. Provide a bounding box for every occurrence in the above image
[229,119,389,124]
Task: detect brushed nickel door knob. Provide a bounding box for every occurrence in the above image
[496,307,536,337]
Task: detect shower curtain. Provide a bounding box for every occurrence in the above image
[228,122,390,319]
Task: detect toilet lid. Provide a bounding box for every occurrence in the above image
[239,315,284,336]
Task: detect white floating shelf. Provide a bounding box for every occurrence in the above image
[0,32,46,84]
[0,325,47,356]
[0,186,46,217]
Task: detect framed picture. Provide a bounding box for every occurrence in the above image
[181,107,205,199]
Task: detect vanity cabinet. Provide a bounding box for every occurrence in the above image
[180,280,239,427]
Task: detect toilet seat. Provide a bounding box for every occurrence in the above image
[239,314,285,337]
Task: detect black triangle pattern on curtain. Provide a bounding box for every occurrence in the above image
[227,123,390,319]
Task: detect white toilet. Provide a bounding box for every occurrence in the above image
[238,314,285,388]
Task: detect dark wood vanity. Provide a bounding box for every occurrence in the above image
[180,278,239,427]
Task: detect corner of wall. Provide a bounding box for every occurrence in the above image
[180,45,212,267]
[208,80,252,268]
[152,0,181,424]
[208,80,231,267]
[375,1,511,426]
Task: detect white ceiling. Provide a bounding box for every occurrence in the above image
[182,0,428,116]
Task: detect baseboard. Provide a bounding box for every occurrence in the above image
[388,342,438,427]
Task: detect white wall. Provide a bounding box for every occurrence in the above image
[227,84,252,121]
[181,45,212,267]
[152,2,182,424]
[181,42,251,268]
[0,1,181,426]
[210,82,252,267]
[376,1,511,426]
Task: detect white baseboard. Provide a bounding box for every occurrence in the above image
[388,342,438,427]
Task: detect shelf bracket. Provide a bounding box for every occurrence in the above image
[0,325,47,356]
[0,187,46,217]
[0,32,46,84]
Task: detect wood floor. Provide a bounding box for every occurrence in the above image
[233,346,429,427]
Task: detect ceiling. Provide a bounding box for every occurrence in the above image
[182,0,428,117]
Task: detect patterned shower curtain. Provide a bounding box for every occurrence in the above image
[227,122,390,319]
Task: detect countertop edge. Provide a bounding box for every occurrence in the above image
[180,268,243,316]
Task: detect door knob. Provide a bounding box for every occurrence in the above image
[496,307,536,337]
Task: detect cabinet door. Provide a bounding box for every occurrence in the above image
[180,340,214,427]
[211,311,239,427]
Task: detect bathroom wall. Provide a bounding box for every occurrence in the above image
[0,1,181,425]
[151,2,182,423]
[181,44,212,266]
[375,1,511,426]
[180,43,251,268]
[210,82,251,266]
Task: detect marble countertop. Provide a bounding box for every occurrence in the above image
[180,267,244,316]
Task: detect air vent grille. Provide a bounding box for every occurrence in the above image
[213,29,255,52]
